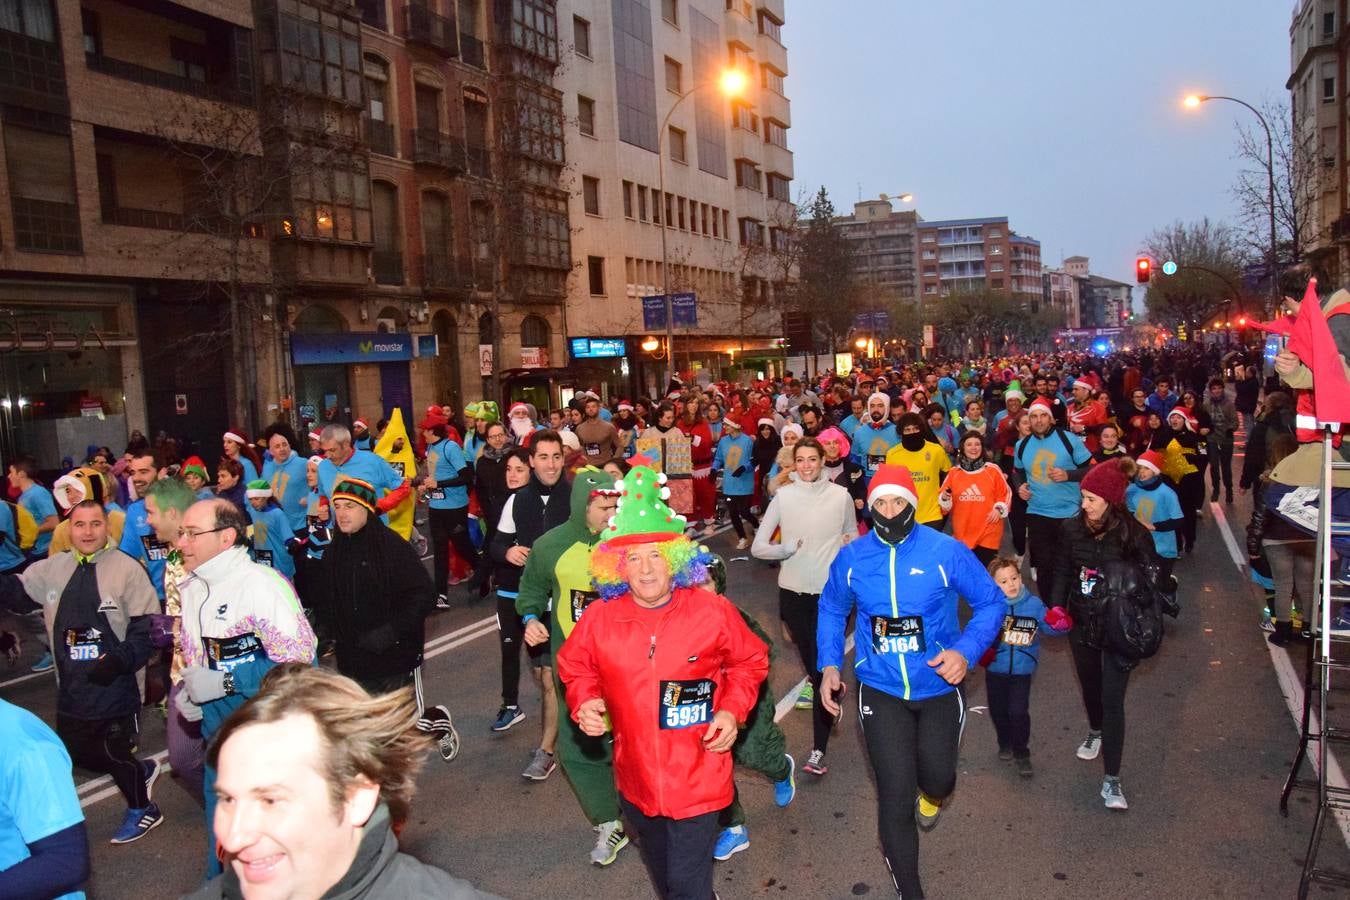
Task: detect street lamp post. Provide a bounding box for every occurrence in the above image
[657,69,747,391]
[1184,94,1278,316]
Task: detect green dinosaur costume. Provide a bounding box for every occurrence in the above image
[516,467,621,826]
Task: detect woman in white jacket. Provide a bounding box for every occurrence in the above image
[751,437,856,777]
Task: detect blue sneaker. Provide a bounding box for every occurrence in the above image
[773,754,796,807]
[110,803,163,844]
[142,759,160,802]
[491,705,525,732]
[30,651,53,673]
[712,825,749,861]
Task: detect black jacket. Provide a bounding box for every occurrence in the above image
[474,452,511,540]
[1052,510,1158,662]
[321,518,433,683]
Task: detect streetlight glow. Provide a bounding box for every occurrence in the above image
[1183,94,1204,109]
[719,68,749,97]
[854,338,868,349]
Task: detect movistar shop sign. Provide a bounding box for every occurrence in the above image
[291,332,414,365]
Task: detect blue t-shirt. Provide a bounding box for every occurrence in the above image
[262,452,310,532]
[0,503,24,572]
[713,432,755,496]
[317,450,403,502]
[248,504,296,579]
[839,414,862,439]
[426,439,470,510]
[849,421,902,482]
[1127,480,1183,560]
[1013,429,1092,519]
[232,456,259,485]
[0,700,85,899]
[118,499,170,600]
[17,485,56,556]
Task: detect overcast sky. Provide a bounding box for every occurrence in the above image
[783,0,1291,289]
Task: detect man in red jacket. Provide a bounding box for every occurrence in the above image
[557,465,767,900]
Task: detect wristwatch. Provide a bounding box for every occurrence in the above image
[222,671,236,695]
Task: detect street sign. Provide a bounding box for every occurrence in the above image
[569,337,627,359]
[853,311,891,331]
[1162,260,1178,276]
[641,293,697,330]
[922,325,935,349]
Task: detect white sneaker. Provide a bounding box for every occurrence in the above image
[735,537,750,550]
[701,523,718,537]
[590,819,629,866]
[1101,776,1128,810]
[1076,732,1102,761]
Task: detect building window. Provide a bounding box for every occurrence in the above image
[288,149,372,243]
[731,102,758,132]
[987,229,1002,238]
[734,158,760,191]
[677,197,687,230]
[757,9,782,42]
[761,64,784,94]
[990,263,1003,272]
[710,205,719,238]
[991,278,1004,289]
[922,250,935,260]
[664,56,682,94]
[1325,11,1336,37]
[582,175,600,216]
[5,120,80,253]
[521,314,550,348]
[1,0,55,40]
[669,126,686,163]
[611,0,659,151]
[1324,76,1336,102]
[766,172,790,202]
[925,285,936,295]
[621,180,634,218]
[276,7,362,104]
[921,233,934,243]
[588,256,605,294]
[738,217,762,246]
[637,185,648,221]
[578,94,595,136]
[80,8,100,55]
[573,15,591,57]
[765,119,788,149]
[170,38,208,83]
[661,0,678,26]
[989,245,1002,255]
[510,0,559,61]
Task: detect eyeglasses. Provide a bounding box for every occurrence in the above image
[177,527,228,541]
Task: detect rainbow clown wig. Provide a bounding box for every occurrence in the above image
[590,464,715,600]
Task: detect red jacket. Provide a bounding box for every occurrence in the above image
[556,586,768,819]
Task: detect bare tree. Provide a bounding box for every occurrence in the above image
[791,186,859,354]
[1141,218,1247,327]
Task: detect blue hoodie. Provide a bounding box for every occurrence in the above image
[937,377,961,418]
[713,430,755,496]
[818,525,1004,702]
[984,587,1066,677]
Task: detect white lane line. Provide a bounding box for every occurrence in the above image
[0,668,53,690]
[1210,502,1248,569]
[774,636,853,723]
[426,615,497,649]
[80,751,170,807]
[1213,503,1350,845]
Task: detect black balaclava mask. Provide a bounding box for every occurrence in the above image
[872,502,917,545]
[900,431,926,452]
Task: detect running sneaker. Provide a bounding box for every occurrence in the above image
[1101,776,1128,810]
[735,537,750,551]
[1076,732,1102,761]
[521,748,556,781]
[802,749,827,776]
[773,754,796,807]
[142,758,161,802]
[998,746,1014,762]
[795,682,814,710]
[30,651,53,673]
[492,705,525,732]
[110,804,163,844]
[712,825,749,861]
[590,820,629,866]
[416,705,461,762]
[915,793,943,831]
[434,593,451,610]
[1015,756,1034,779]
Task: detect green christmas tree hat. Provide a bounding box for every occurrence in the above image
[600,465,688,547]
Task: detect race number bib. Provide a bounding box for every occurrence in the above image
[871,615,925,654]
[1078,566,1101,599]
[1001,615,1039,647]
[427,488,446,501]
[65,626,103,662]
[585,442,602,457]
[866,454,886,474]
[570,589,599,623]
[390,461,406,477]
[659,679,715,729]
[142,535,170,562]
[253,549,274,568]
[205,634,262,673]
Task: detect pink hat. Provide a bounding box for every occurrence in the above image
[867,464,919,509]
[817,426,851,459]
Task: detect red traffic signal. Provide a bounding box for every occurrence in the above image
[1237,315,1247,327]
[1135,257,1152,283]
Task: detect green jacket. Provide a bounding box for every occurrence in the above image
[515,468,616,650]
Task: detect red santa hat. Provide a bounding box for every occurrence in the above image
[1072,373,1101,393]
[867,464,919,510]
[1136,450,1165,475]
[617,399,634,412]
[223,427,250,447]
[508,402,531,418]
[1166,407,1196,431]
[308,428,322,443]
[1027,397,1055,415]
[353,418,368,431]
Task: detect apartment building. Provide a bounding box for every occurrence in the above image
[556,0,793,398]
[1288,0,1341,283]
[835,198,918,303]
[916,216,1041,306]
[0,0,570,465]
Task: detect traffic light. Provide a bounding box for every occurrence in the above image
[1135,257,1152,283]
[1237,315,1247,327]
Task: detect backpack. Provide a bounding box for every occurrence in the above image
[2,500,38,552]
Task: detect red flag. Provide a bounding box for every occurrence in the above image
[1285,279,1350,422]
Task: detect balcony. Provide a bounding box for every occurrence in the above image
[405,4,458,56]
[372,249,404,285]
[85,52,252,105]
[418,252,469,290]
[412,130,466,172]
[11,197,81,253]
[365,118,396,156]
[466,143,491,179]
[459,32,486,69]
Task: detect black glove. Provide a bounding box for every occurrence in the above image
[732,466,747,477]
[88,653,129,686]
[357,623,397,654]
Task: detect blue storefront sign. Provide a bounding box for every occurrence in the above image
[291,332,415,365]
[570,336,628,360]
[641,293,697,330]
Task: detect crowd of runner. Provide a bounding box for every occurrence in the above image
[0,337,1315,899]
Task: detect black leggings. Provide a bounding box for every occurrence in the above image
[985,672,1031,756]
[779,588,833,753]
[726,494,758,539]
[1025,513,1064,601]
[1175,475,1204,553]
[496,593,548,706]
[1209,439,1234,492]
[857,683,964,899]
[57,713,148,810]
[1069,629,1131,777]
[428,506,480,595]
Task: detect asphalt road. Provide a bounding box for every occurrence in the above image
[5,469,1350,899]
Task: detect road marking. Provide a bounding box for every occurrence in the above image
[1209,502,1247,569]
[0,668,53,690]
[774,636,853,723]
[1213,501,1350,845]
